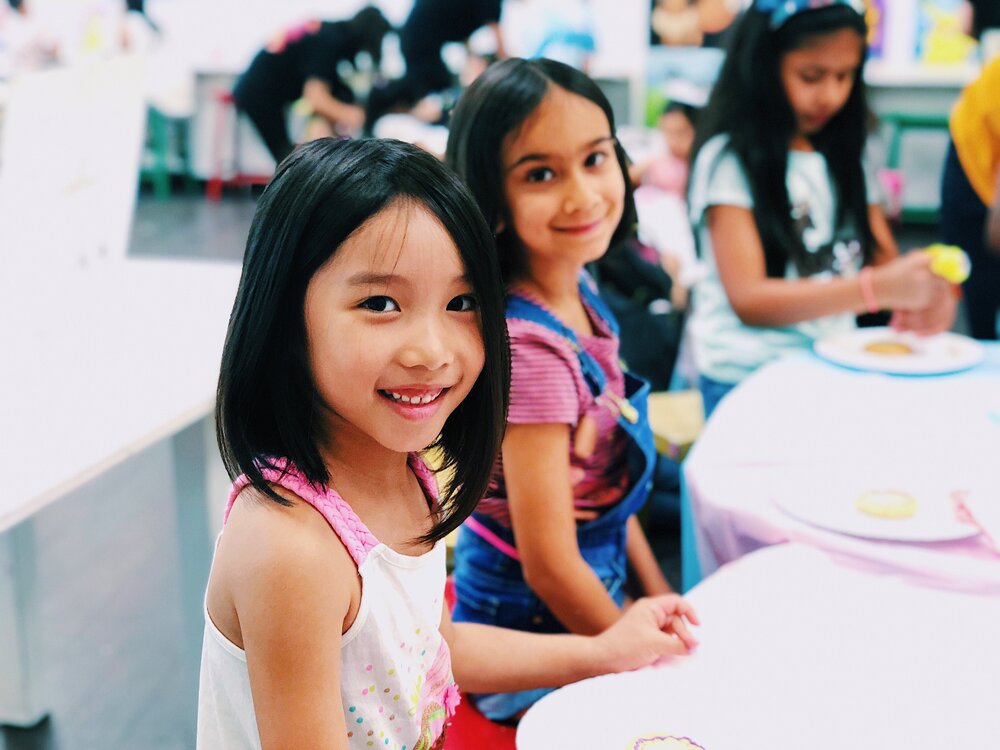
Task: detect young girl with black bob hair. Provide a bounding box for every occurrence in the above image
[446,58,689,721]
[198,137,698,749]
[687,0,957,415]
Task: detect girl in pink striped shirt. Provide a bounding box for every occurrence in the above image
[446,59,686,721]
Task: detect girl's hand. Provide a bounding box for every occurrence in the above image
[871,252,950,311]
[889,285,958,336]
[592,594,700,674]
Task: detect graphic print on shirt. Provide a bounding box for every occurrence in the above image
[412,639,459,750]
[787,169,862,279]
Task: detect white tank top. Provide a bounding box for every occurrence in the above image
[196,456,458,750]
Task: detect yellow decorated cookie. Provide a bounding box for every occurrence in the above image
[855,490,918,519]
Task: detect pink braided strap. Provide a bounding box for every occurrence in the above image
[225,454,441,568]
[226,459,379,567]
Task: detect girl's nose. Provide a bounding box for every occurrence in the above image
[820,78,848,110]
[398,317,453,371]
[562,171,600,215]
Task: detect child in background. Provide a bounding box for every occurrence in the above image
[633,95,700,199]
[446,58,678,721]
[197,138,698,749]
[687,0,957,416]
[631,83,709,313]
[941,53,1000,339]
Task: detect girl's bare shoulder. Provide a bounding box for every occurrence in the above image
[207,485,360,647]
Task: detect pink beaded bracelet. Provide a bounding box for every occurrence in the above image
[858,267,879,313]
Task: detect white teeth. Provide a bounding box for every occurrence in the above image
[385,390,442,405]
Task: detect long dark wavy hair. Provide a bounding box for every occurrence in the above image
[692,5,873,277]
[216,138,510,545]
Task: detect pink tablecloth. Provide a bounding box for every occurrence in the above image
[516,544,1000,750]
[683,351,1000,592]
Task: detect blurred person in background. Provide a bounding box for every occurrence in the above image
[233,6,390,164]
[366,0,507,131]
[960,0,1000,45]
[941,54,1000,338]
[0,0,58,77]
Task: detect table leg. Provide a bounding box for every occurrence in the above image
[0,521,47,727]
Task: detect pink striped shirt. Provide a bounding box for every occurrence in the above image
[477,288,629,526]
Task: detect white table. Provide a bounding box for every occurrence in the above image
[0,257,241,725]
[517,543,1000,750]
[683,352,1000,593]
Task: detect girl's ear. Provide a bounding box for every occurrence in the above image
[495,217,506,234]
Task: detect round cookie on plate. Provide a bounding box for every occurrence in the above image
[863,340,914,356]
[854,490,919,519]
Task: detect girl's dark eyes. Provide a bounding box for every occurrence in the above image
[526,167,555,183]
[360,295,477,312]
[585,151,608,167]
[359,296,399,313]
[447,294,479,312]
[526,153,608,181]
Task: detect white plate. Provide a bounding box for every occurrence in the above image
[771,476,982,543]
[814,327,985,375]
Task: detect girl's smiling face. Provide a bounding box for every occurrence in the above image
[780,27,864,137]
[304,200,485,456]
[501,85,626,275]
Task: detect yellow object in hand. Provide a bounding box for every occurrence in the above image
[925,244,970,284]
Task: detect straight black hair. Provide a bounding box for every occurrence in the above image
[445,57,637,283]
[692,5,873,278]
[217,138,510,545]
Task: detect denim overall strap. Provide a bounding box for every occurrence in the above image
[465,276,656,553]
[504,290,607,399]
[453,276,659,719]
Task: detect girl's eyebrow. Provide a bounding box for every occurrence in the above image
[506,135,615,172]
[347,271,401,286]
[346,271,471,286]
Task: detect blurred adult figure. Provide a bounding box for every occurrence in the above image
[233,6,390,163]
[941,55,1000,339]
[366,0,506,129]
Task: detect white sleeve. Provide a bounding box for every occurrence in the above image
[688,134,754,227]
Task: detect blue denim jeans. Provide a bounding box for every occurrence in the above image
[698,374,737,419]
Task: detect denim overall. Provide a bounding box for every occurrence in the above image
[451,276,656,720]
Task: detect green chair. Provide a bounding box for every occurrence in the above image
[880,111,951,225]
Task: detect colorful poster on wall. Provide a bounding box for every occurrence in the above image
[865,0,887,59]
[917,0,976,63]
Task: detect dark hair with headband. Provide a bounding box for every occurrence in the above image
[692,2,873,278]
[755,0,867,30]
